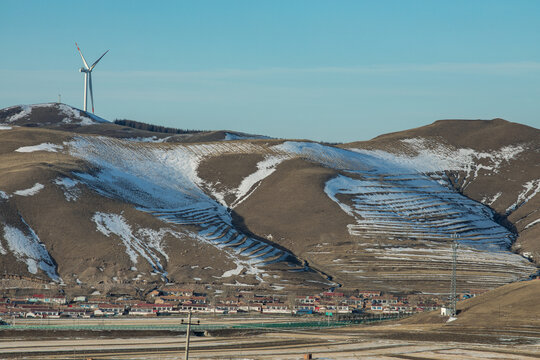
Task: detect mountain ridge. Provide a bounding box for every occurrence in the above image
[0,103,538,298]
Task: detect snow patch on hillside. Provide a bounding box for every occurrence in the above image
[92,212,169,275]
[58,104,99,126]
[124,136,170,143]
[324,176,355,216]
[2,220,60,281]
[482,192,502,206]
[386,138,526,189]
[0,236,6,254]
[199,152,288,207]
[6,105,32,122]
[0,125,12,130]
[53,177,80,201]
[277,141,371,172]
[69,138,275,212]
[13,183,44,196]
[137,228,172,261]
[5,103,60,123]
[221,264,244,278]
[228,155,288,208]
[399,138,524,172]
[69,137,214,210]
[506,179,540,215]
[0,191,9,200]
[16,143,63,153]
[525,218,540,230]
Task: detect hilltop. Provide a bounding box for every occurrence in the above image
[0,103,270,143]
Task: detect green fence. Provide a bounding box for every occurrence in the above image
[0,314,402,332]
[232,315,403,330]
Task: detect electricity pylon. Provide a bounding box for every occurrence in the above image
[451,233,459,317]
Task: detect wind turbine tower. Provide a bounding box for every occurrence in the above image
[75,42,109,113]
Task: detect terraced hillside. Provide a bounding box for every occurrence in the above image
[0,104,538,295]
[228,141,537,292]
[344,119,540,266]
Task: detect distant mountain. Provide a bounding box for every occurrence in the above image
[0,104,538,297]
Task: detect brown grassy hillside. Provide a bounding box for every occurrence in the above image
[1,106,538,297]
[402,279,540,331]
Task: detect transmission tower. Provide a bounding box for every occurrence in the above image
[450,233,459,317]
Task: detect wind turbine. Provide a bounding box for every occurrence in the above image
[75,42,109,113]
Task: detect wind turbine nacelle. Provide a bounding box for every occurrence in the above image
[79,68,89,73]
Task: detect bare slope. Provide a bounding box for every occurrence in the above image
[450,279,540,330]
[402,279,540,331]
[0,125,329,294]
[1,107,538,295]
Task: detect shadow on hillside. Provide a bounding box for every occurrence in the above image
[228,209,303,267]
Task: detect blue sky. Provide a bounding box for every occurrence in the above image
[1,0,539,142]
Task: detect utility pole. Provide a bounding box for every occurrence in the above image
[185,311,192,360]
[450,233,459,317]
[182,310,200,360]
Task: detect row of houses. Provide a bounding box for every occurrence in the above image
[0,301,441,318]
[0,302,291,318]
[0,288,484,318]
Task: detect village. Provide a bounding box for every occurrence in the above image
[0,285,487,320]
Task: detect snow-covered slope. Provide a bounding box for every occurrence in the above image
[63,136,538,291]
[0,113,537,294]
[67,137,304,284]
[273,141,536,290]
[1,217,60,282]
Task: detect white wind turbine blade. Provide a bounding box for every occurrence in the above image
[75,42,89,69]
[90,49,109,71]
[88,72,95,113]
